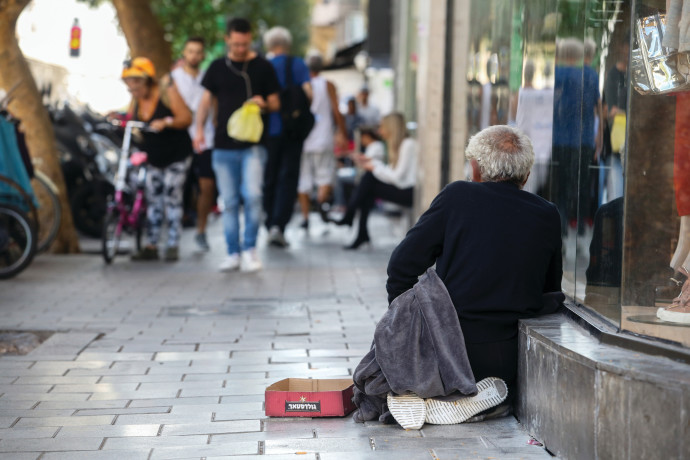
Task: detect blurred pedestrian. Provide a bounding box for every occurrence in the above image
[344,96,363,141]
[262,26,312,248]
[331,113,417,250]
[356,87,380,127]
[171,36,217,252]
[193,18,281,272]
[297,54,347,230]
[551,38,601,240]
[122,57,193,262]
[601,39,628,204]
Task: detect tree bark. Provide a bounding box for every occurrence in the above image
[0,0,80,253]
[111,0,172,78]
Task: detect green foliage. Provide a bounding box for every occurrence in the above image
[77,0,312,63]
[151,0,312,62]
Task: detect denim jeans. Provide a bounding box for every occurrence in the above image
[212,146,266,255]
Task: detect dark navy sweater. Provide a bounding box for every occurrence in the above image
[386,180,563,344]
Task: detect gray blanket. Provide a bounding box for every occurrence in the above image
[352,268,478,423]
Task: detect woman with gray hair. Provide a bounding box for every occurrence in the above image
[385,125,564,417]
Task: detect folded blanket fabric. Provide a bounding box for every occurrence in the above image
[352,268,478,423]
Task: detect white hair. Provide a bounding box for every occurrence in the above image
[557,37,584,63]
[465,125,535,185]
[263,26,292,51]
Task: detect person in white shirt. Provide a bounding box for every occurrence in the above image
[361,127,386,162]
[332,113,417,249]
[297,55,347,229]
[170,37,216,251]
[357,87,381,127]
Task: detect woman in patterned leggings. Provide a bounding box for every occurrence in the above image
[121,57,193,261]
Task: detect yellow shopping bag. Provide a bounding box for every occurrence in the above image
[610,113,626,153]
[227,101,263,143]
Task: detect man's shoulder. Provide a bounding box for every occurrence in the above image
[203,58,225,75]
[445,180,476,193]
[251,55,273,68]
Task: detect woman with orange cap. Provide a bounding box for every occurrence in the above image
[121,57,193,261]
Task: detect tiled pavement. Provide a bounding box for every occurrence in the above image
[1,213,554,459]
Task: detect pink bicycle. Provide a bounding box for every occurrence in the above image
[101,120,149,264]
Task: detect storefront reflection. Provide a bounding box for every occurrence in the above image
[462,0,689,346]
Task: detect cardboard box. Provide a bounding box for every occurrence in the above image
[265,378,356,417]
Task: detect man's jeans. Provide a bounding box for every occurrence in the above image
[212,146,266,255]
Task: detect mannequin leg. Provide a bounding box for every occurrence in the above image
[659,215,690,319]
[670,215,690,272]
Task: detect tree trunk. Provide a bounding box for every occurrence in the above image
[0,0,79,253]
[111,0,172,78]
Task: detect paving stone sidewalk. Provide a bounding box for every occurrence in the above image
[1,214,554,459]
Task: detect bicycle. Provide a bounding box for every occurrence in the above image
[101,120,149,264]
[0,174,37,279]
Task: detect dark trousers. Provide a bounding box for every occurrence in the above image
[263,136,303,232]
[345,171,413,240]
[552,145,594,235]
[465,337,518,403]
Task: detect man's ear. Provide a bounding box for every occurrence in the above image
[471,158,482,183]
[521,171,531,188]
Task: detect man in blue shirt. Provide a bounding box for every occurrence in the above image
[551,38,602,238]
[262,27,311,248]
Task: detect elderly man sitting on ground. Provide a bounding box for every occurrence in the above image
[353,125,564,429]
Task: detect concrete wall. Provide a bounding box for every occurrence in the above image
[414,0,446,212]
[517,315,690,460]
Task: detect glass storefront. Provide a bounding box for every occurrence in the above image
[462,0,690,347]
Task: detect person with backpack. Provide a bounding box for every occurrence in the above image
[262,26,313,248]
[121,57,193,262]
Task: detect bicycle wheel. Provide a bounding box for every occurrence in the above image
[0,175,38,229]
[31,171,61,253]
[101,207,121,264]
[0,204,37,280]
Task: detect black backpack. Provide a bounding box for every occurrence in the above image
[280,56,315,141]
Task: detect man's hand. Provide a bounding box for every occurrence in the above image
[250,95,266,109]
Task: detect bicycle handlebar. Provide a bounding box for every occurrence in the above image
[109,119,151,130]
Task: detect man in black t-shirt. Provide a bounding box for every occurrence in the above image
[194,18,281,272]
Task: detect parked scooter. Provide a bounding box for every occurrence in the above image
[48,102,114,237]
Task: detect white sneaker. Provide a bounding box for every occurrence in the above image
[387,393,426,430]
[424,377,508,425]
[241,248,262,272]
[219,253,241,272]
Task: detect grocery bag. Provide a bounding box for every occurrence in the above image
[227,101,263,143]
